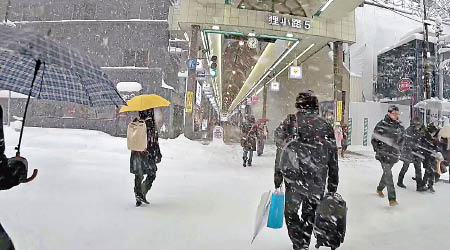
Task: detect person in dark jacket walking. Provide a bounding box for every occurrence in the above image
[420,124,443,193]
[275,92,339,250]
[240,116,257,167]
[371,105,405,206]
[130,109,162,207]
[397,117,427,191]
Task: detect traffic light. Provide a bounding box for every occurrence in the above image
[210,55,217,77]
[210,68,217,77]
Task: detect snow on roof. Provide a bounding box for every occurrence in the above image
[378,33,439,55]
[0,19,16,28]
[0,90,31,98]
[13,19,167,24]
[101,66,150,70]
[116,82,142,92]
[161,78,175,91]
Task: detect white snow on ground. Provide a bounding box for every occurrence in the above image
[1,127,450,250]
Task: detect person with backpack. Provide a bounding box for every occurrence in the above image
[371,105,405,206]
[240,116,258,167]
[129,109,162,207]
[275,92,339,250]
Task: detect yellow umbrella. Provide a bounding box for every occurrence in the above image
[119,94,170,113]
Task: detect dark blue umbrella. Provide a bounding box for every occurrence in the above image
[0,25,125,155]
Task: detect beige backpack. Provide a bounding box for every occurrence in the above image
[127,120,147,151]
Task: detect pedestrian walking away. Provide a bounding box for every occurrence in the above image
[129,109,162,207]
[240,116,258,167]
[371,105,405,206]
[275,92,339,250]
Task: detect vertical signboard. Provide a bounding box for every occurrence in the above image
[363,118,369,146]
[196,81,202,106]
[186,91,194,113]
[336,101,343,122]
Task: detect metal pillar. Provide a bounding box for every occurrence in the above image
[262,83,268,120]
[184,25,200,139]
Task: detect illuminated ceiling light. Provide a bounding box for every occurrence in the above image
[248,32,256,37]
[239,40,245,46]
[320,0,335,12]
[212,25,220,30]
[286,33,294,38]
[269,40,300,71]
[232,71,236,75]
[228,84,232,87]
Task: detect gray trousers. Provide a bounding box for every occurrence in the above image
[377,162,396,200]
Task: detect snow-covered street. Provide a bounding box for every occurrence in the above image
[1,127,450,250]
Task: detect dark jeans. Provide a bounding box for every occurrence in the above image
[134,173,156,199]
[243,150,253,163]
[284,187,318,250]
[422,160,435,188]
[257,139,265,155]
[0,222,15,250]
[398,161,423,188]
[377,162,396,200]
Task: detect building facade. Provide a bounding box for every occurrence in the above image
[1,0,185,138]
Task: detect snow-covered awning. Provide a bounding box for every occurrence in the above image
[0,90,30,98]
[116,82,142,92]
[414,98,450,113]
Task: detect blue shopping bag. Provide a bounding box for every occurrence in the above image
[267,190,284,229]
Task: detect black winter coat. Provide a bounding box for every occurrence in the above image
[277,112,339,203]
[130,117,162,175]
[371,115,405,164]
[400,125,427,163]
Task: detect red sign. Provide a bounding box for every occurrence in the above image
[247,99,253,105]
[252,96,259,102]
[398,78,412,92]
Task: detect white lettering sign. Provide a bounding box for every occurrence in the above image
[269,15,311,30]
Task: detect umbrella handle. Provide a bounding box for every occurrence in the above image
[16,60,42,155]
[22,169,38,183]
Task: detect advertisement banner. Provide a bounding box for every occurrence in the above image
[289,66,303,79]
[336,101,343,122]
[186,91,194,113]
[196,81,202,106]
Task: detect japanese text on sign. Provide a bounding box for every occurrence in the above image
[186,91,193,113]
[268,15,311,30]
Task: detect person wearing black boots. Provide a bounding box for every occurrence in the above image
[130,109,162,206]
[421,124,443,193]
[397,117,427,192]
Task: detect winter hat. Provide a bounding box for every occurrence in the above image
[295,91,319,112]
[388,105,399,113]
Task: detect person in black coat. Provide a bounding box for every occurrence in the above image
[371,105,405,206]
[130,109,162,206]
[420,124,443,193]
[397,117,427,191]
[275,92,339,250]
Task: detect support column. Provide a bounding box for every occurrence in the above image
[262,83,268,120]
[333,41,344,125]
[184,25,200,140]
